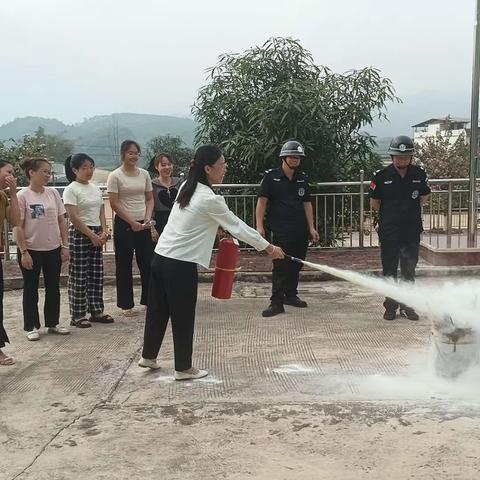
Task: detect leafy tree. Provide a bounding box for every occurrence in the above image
[0,134,45,186]
[35,127,74,164]
[144,134,194,175]
[414,130,471,227]
[0,129,74,186]
[193,37,396,183]
[414,130,469,179]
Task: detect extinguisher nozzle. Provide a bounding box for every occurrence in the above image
[285,255,304,264]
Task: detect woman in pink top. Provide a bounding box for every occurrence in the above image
[14,158,70,341]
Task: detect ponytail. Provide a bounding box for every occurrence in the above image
[64,153,95,183]
[176,144,222,209]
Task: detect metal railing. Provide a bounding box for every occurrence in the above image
[2,175,479,259]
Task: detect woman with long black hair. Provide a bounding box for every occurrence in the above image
[147,152,182,239]
[139,144,284,380]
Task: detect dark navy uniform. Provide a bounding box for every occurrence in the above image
[259,167,310,304]
[369,164,430,311]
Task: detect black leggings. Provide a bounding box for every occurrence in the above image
[142,254,198,371]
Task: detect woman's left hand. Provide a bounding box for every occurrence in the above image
[61,247,70,263]
[217,227,227,239]
[99,232,109,246]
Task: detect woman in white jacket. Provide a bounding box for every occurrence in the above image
[139,144,284,380]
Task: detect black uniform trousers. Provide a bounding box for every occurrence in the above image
[380,237,419,311]
[18,247,62,331]
[142,254,198,372]
[113,216,154,310]
[0,257,8,348]
[271,229,309,305]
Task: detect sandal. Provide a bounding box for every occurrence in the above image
[89,314,114,324]
[0,355,14,366]
[70,317,92,328]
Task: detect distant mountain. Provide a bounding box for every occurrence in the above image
[0,116,69,139]
[0,113,197,169]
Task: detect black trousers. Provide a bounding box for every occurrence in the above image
[18,247,62,331]
[270,229,309,304]
[113,216,154,310]
[0,257,8,348]
[153,211,170,236]
[380,238,419,311]
[142,254,198,371]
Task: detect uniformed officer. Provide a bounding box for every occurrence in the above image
[256,140,319,317]
[369,135,431,321]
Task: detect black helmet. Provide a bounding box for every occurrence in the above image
[279,140,305,158]
[387,135,415,156]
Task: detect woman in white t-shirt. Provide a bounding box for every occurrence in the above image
[107,140,155,317]
[14,157,70,341]
[139,144,284,380]
[63,154,113,328]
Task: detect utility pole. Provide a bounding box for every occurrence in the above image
[467,0,480,247]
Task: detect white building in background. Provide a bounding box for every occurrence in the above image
[412,116,470,147]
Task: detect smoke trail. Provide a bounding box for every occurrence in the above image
[300,260,480,331]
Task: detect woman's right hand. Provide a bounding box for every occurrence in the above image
[265,244,284,259]
[130,221,145,232]
[21,251,33,270]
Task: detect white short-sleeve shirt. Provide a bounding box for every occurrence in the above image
[63,181,103,226]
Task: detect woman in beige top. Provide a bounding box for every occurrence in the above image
[107,140,155,316]
[0,159,20,366]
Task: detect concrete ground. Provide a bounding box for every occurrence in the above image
[1,279,480,480]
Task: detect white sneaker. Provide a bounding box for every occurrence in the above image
[47,325,70,335]
[174,368,208,381]
[138,357,161,370]
[26,329,40,341]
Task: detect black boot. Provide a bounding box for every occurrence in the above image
[400,307,419,321]
[284,296,308,308]
[383,309,397,321]
[262,303,285,317]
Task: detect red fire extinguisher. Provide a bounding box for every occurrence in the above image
[212,237,240,299]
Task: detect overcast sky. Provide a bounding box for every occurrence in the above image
[0,0,476,135]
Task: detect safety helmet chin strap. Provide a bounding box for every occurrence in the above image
[392,155,413,169]
[283,158,299,170]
